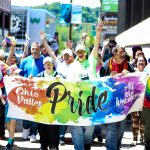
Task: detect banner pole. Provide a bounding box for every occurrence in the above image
[69,0,73,40]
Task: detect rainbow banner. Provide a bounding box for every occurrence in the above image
[144,77,150,108]
[4,72,148,126]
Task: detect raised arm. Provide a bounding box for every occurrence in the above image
[40,31,57,64]
[20,33,30,61]
[1,39,7,52]
[6,36,17,66]
[101,39,109,59]
[91,21,103,59]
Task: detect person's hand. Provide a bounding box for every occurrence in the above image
[0,94,6,100]
[110,71,117,76]
[121,69,129,76]
[40,31,46,40]
[25,33,30,41]
[81,32,88,39]
[81,32,88,44]
[96,21,103,32]
[103,39,109,47]
[66,40,73,49]
[11,36,17,47]
[28,75,33,79]
[0,94,6,105]
[24,33,30,47]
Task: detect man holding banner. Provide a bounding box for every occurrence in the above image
[100,45,134,150]
[20,42,44,142]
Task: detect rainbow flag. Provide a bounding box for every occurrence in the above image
[5,35,12,45]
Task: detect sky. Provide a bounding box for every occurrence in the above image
[11,0,100,8]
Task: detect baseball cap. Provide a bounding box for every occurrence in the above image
[75,44,88,52]
[43,57,53,64]
[62,49,73,56]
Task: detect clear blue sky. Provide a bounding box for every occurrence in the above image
[11,0,100,8]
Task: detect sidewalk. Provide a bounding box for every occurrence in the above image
[0,121,144,150]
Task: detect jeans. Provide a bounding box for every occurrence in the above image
[105,119,126,150]
[59,125,67,141]
[92,125,102,139]
[23,120,38,136]
[70,126,94,150]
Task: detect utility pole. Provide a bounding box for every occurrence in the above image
[69,0,72,40]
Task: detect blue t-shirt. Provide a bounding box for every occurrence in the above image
[20,55,44,77]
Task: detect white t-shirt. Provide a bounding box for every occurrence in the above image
[55,58,72,79]
[68,53,97,81]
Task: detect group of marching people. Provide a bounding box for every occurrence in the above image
[0,20,150,150]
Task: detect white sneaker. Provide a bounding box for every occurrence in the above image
[59,140,65,145]
[22,129,30,140]
[30,135,37,143]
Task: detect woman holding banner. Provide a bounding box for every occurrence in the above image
[3,36,22,150]
[67,21,103,150]
[130,55,147,146]
[36,56,61,150]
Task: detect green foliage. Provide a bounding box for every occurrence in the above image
[33,2,99,23]
[33,2,100,53]
[34,2,61,19]
[82,7,99,23]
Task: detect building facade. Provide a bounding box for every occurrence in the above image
[118,0,150,34]
[0,0,11,42]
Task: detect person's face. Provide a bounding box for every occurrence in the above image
[115,47,126,61]
[31,43,41,59]
[137,56,146,72]
[41,47,47,55]
[76,49,87,62]
[11,56,17,64]
[63,53,72,64]
[109,42,116,50]
[44,61,54,72]
[67,40,73,48]
[135,50,143,59]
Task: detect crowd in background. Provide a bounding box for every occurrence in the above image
[0,20,150,150]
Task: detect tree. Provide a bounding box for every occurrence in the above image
[33,2,100,52]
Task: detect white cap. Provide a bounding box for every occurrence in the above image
[43,56,53,64]
[75,44,88,52]
[62,49,73,56]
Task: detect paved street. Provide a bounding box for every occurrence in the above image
[0,122,144,150]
